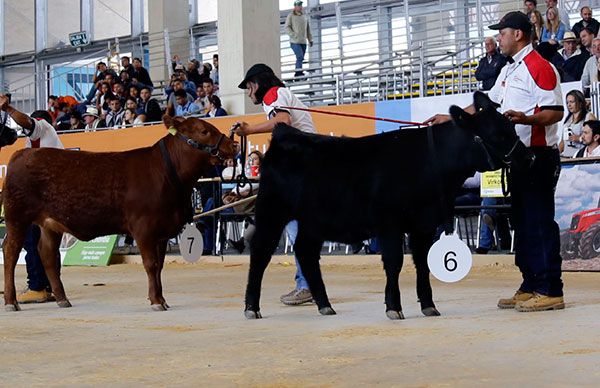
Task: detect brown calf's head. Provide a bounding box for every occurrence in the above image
[163,115,237,164]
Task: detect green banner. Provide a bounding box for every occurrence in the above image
[63,235,118,266]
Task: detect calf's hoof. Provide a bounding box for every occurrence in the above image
[5,303,21,312]
[244,310,262,319]
[422,307,441,316]
[151,303,168,311]
[57,299,72,308]
[386,310,405,320]
[318,306,336,316]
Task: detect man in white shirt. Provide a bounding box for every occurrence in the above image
[427,11,565,312]
[234,63,315,306]
[0,94,64,304]
[574,120,600,157]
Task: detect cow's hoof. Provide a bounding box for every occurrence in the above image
[319,307,336,316]
[386,310,405,320]
[244,310,262,319]
[57,300,72,308]
[422,307,441,316]
[151,303,168,311]
[5,303,20,312]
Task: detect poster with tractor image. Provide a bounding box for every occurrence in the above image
[556,159,600,271]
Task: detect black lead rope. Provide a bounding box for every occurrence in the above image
[426,125,453,235]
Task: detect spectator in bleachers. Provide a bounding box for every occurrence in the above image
[105,95,125,127]
[211,54,219,85]
[545,0,570,29]
[125,96,138,112]
[166,79,194,115]
[112,82,127,104]
[92,61,118,85]
[129,85,140,102]
[174,89,201,116]
[136,86,162,123]
[561,90,595,157]
[82,106,105,131]
[286,0,313,77]
[572,7,600,38]
[574,120,600,157]
[581,37,600,91]
[131,57,153,89]
[178,70,197,99]
[121,56,135,78]
[95,81,114,118]
[205,95,228,118]
[475,37,506,91]
[188,58,206,87]
[69,111,84,130]
[54,102,72,131]
[524,0,537,17]
[47,95,60,123]
[195,85,207,113]
[558,31,589,81]
[119,69,132,91]
[579,26,595,55]
[530,10,544,45]
[123,108,143,127]
[541,6,567,45]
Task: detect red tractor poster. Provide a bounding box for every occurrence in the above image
[556,161,600,270]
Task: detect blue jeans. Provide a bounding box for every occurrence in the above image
[290,43,307,73]
[285,220,309,290]
[24,225,56,291]
[479,197,497,249]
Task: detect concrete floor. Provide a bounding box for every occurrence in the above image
[1,256,599,387]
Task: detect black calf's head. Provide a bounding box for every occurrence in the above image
[0,122,18,148]
[450,91,535,170]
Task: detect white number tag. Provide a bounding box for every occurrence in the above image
[427,232,472,283]
[179,224,204,263]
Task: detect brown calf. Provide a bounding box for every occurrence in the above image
[2,116,236,311]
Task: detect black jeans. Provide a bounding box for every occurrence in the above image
[24,225,50,291]
[509,147,563,297]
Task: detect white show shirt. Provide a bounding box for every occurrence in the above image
[262,86,315,133]
[488,44,563,148]
[27,118,64,149]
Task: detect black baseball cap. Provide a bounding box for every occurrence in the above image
[238,63,275,89]
[489,11,532,32]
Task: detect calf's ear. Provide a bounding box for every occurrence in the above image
[473,91,499,112]
[163,114,185,130]
[449,105,473,130]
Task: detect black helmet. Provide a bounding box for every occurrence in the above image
[238,63,275,89]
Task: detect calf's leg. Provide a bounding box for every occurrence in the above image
[244,217,287,319]
[409,231,440,316]
[156,240,169,308]
[137,238,168,311]
[38,228,70,307]
[294,231,334,315]
[379,234,405,320]
[3,224,27,311]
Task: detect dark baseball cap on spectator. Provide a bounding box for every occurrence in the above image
[238,63,275,89]
[294,1,303,5]
[489,11,531,32]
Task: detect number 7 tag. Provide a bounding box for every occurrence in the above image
[180,224,204,263]
[427,232,472,283]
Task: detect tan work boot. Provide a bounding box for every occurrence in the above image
[17,288,53,304]
[515,293,565,312]
[280,288,313,306]
[497,290,534,309]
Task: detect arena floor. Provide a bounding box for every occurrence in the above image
[1,255,599,387]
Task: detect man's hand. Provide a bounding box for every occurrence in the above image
[309,41,313,47]
[231,122,251,136]
[424,114,451,126]
[503,110,527,124]
[0,94,9,111]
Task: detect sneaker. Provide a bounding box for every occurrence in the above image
[497,290,534,309]
[515,293,565,312]
[280,288,313,305]
[17,288,54,304]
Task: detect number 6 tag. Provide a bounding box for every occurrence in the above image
[427,232,472,283]
[179,224,204,263]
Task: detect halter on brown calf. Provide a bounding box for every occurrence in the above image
[2,115,237,312]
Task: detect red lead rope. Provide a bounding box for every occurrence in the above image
[275,105,425,127]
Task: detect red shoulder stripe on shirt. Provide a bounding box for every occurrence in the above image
[30,139,41,149]
[531,105,547,147]
[523,50,557,91]
[263,87,281,105]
